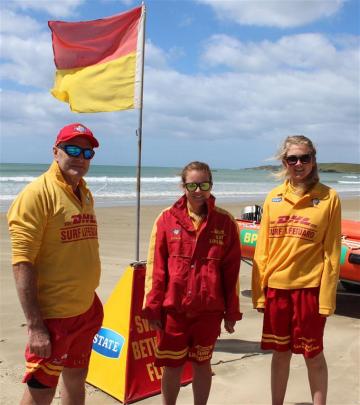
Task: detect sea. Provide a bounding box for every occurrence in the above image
[0,163,359,213]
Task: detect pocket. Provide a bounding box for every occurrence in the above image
[168,240,192,258]
[200,259,223,306]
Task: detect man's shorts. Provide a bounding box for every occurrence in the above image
[261,287,326,358]
[23,294,103,388]
[154,311,222,368]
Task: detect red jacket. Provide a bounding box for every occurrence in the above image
[143,195,242,321]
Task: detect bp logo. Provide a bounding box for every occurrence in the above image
[340,245,348,265]
[92,327,125,359]
[240,229,258,246]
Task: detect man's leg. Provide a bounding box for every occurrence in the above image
[161,365,184,405]
[305,352,328,405]
[20,385,56,405]
[271,350,292,405]
[60,367,88,405]
[192,360,212,405]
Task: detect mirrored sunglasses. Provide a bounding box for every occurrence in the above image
[58,144,95,160]
[285,154,312,165]
[184,182,212,192]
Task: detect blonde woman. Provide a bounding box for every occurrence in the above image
[252,135,341,405]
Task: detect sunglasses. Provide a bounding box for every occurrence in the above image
[184,182,212,192]
[57,144,95,160]
[285,154,312,165]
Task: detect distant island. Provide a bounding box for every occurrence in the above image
[246,163,360,173]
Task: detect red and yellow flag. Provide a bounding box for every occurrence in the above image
[48,5,145,113]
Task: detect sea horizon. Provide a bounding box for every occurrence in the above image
[1,162,359,213]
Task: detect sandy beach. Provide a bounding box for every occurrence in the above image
[0,198,359,405]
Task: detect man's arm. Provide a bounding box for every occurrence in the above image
[13,262,51,358]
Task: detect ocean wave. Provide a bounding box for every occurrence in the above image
[338,181,360,184]
[0,176,182,184]
[0,195,17,200]
[0,190,270,201]
[86,176,181,183]
[0,176,36,182]
[90,190,269,198]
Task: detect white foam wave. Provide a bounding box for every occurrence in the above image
[0,195,16,201]
[86,176,180,183]
[0,176,36,182]
[0,176,181,184]
[91,190,269,198]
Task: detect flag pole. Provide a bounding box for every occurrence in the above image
[135,3,146,262]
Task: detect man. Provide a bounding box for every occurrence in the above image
[7,123,103,405]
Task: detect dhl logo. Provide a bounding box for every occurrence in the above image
[65,213,97,226]
[275,215,312,226]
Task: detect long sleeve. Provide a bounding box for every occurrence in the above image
[251,199,270,309]
[142,213,168,320]
[7,184,47,265]
[319,192,341,315]
[222,219,242,321]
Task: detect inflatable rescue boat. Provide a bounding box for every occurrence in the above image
[236,205,360,292]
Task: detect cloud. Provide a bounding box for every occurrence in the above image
[142,66,358,147]
[0,9,42,36]
[4,0,86,18]
[119,0,136,6]
[0,32,54,89]
[198,0,346,28]
[145,40,170,68]
[201,33,359,79]
[0,6,358,165]
[1,35,358,161]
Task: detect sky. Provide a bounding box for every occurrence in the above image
[0,0,359,169]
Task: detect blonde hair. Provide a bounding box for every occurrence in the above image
[275,135,319,192]
[180,161,213,184]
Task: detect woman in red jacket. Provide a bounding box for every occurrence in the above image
[143,161,242,405]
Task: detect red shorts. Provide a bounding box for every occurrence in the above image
[261,287,326,358]
[154,311,222,367]
[23,294,103,387]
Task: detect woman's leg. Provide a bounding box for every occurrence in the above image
[192,360,212,405]
[161,365,184,405]
[304,352,328,405]
[271,350,292,405]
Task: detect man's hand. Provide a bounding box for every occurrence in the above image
[28,326,52,358]
[13,262,52,358]
[224,319,236,334]
[149,319,162,331]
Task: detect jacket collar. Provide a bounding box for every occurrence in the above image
[277,180,328,205]
[170,194,216,231]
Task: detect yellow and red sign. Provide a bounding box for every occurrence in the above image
[87,263,192,403]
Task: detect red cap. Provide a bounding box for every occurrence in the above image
[55,123,99,147]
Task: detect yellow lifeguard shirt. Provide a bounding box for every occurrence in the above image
[7,161,101,318]
[252,181,341,315]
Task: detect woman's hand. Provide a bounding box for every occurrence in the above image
[224,320,236,334]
